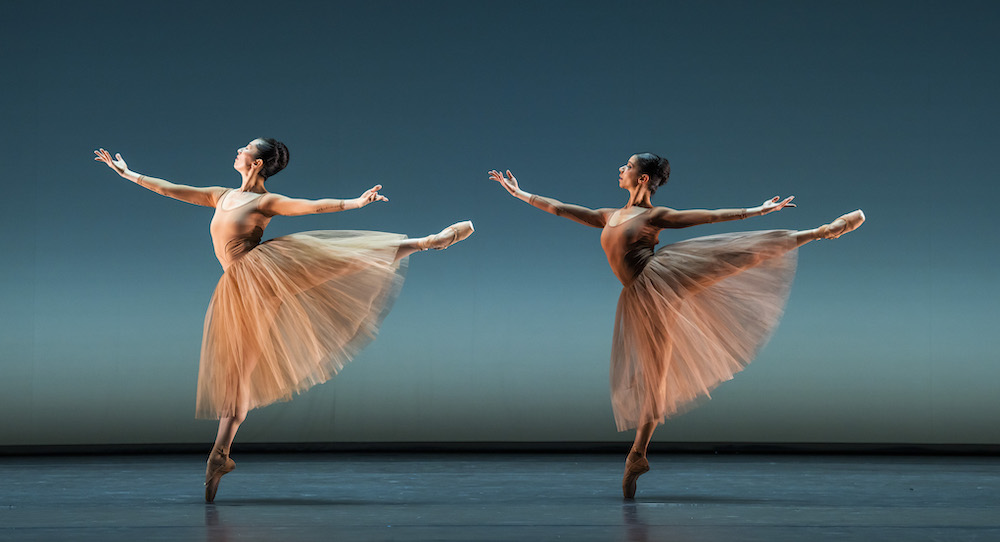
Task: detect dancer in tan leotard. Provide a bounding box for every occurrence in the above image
[490,153,863,499]
[96,138,473,502]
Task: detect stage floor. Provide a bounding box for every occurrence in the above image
[1,452,998,541]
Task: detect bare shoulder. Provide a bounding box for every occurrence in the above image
[256,191,290,213]
[204,186,230,207]
[647,206,682,228]
[595,207,619,225]
[649,205,677,217]
[258,191,287,203]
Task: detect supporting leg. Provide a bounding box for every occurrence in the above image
[210,405,248,459]
[205,358,254,503]
[631,421,656,457]
[205,401,246,503]
[623,420,656,499]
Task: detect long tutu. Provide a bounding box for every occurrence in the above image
[610,230,797,431]
[195,230,406,419]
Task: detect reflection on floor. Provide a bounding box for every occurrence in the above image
[1,453,998,541]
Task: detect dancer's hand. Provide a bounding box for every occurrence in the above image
[94,148,133,178]
[756,195,795,216]
[489,169,522,197]
[354,184,388,208]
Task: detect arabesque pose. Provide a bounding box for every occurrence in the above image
[96,138,473,502]
[490,153,862,498]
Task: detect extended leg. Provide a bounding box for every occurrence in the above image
[794,209,866,247]
[394,221,474,262]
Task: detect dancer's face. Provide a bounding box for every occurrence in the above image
[234,140,263,173]
[618,155,645,190]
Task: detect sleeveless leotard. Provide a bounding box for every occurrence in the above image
[209,191,271,269]
[195,189,407,419]
[599,208,798,430]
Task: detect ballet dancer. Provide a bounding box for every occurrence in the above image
[95,138,473,502]
[489,153,862,498]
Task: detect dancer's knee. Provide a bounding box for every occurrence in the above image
[227,406,248,425]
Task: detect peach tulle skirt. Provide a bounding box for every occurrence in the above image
[195,231,406,419]
[610,230,797,431]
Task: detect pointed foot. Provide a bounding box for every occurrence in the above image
[622,452,650,500]
[816,209,865,239]
[420,220,474,250]
[205,452,236,503]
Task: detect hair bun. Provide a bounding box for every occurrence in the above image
[256,138,290,179]
[634,152,670,194]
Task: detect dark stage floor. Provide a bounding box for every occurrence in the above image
[1,452,998,541]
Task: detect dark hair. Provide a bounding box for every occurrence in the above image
[253,138,290,179]
[634,152,670,194]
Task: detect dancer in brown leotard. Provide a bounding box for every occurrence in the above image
[490,153,863,499]
[95,138,473,502]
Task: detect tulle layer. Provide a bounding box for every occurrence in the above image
[195,230,406,419]
[610,230,797,431]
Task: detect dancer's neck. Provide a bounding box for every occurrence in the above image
[238,172,267,193]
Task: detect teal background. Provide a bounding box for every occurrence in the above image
[1,1,997,446]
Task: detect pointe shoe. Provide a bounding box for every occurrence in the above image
[622,452,650,500]
[420,220,474,250]
[205,449,236,503]
[815,210,865,239]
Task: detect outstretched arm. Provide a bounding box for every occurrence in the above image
[94,149,225,207]
[258,185,388,217]
[488,169,608,228]
[649,195,796,229]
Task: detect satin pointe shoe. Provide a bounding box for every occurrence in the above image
[205,449,236,503]
[419,220,474,250]
[622,452,650,500]
[815,210,865,239]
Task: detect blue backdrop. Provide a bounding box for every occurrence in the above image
[1,0,997,446]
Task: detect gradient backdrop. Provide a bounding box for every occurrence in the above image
[1,1,997,447]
